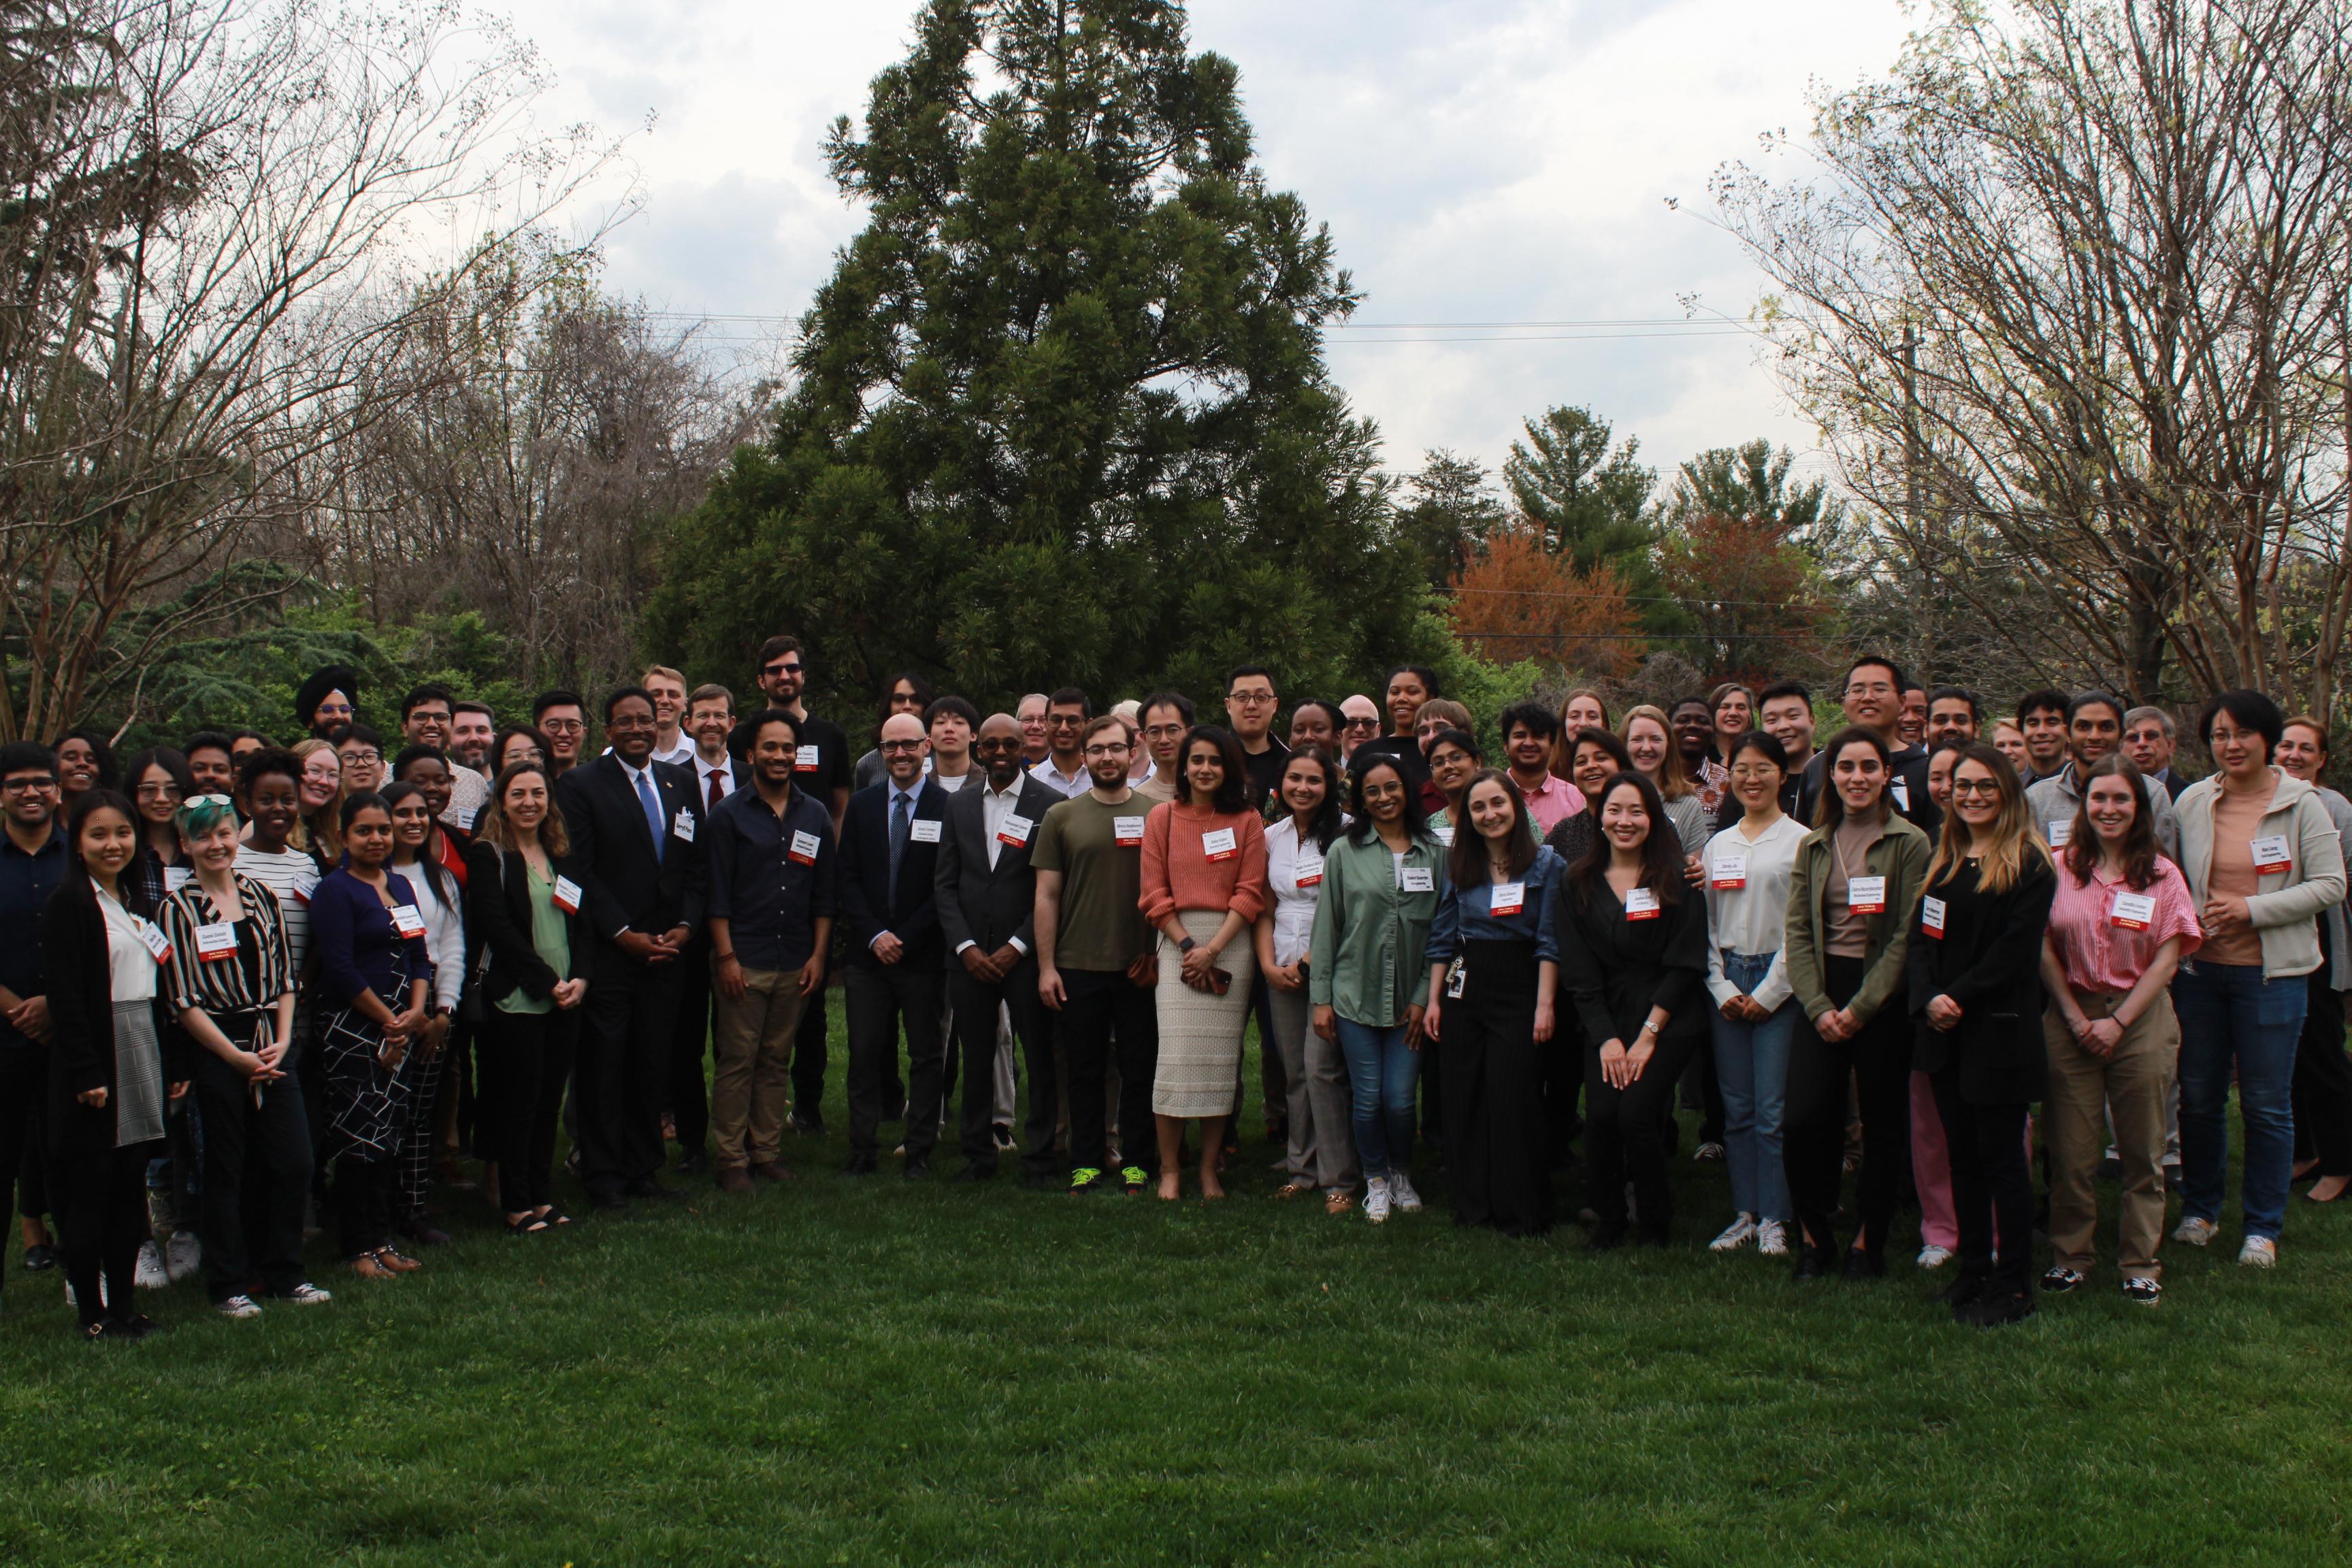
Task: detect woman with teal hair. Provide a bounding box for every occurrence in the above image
[157,792,326,1317]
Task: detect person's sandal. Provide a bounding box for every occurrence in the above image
[372,1246,423,1273]
[538,1205,573,1226]
[504,1213,549,1237]
[1273,1180,1315,1200]
[348,1253,397,1280]
[1324,1190,1355,1216]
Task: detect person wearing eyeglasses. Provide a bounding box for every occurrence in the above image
[1223,666,1291,809]
[1027,689,1095,800]
[530,693,589,779]
[294,665,361,741]
[289,739,343,867]
[1336,696,1382,765]
[122,749,196,909]
[1793,656,1940,839]
[329,723,388,801]
[0,744,67,1305]
[120,748,201,1283]
[852,672,938,793]
[1132,691,1194,806]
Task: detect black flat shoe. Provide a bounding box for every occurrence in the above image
[952,1166,994,1183]
[1584,1223,1628,1252]
[1842,1247,1886,1281]
[22,1243,56,1272]
[1794,1246,1833,1281]
[843,1153,877,1175]
[1960,1290,2038,1328]
[625,1178,687,1201]
[903,1156,932,1180]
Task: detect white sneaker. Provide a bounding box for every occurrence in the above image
[1916,1244,1954,1270]
[214,1294,261,1319]
[1757,1220,1789,1256]
[1388,1171,1423,1212]
[2173,1215,2219,1247]
[134,1239,169,1290]
[278,1282,333,1305]
[2238,1235,2277,1268]
[165,1231,201,1284]
[1709,1215,1758,1252]
[1364,1177,1392,1224]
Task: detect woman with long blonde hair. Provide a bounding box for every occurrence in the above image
[1910,743,2057,1326]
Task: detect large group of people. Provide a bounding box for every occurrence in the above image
[1,639,2345,1338]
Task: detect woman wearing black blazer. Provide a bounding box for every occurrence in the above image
[43,789,190,1339]
[466,762,593,1234]
[1555,772,1711,1249]
[1911,744,2057,1327]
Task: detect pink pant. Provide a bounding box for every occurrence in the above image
[1911,1071,1959,1249]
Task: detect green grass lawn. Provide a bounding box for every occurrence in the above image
[3,1013,2349,1567]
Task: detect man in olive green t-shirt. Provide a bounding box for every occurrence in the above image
[1034,714,1158,1193]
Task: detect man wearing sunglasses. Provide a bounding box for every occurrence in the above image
[1337,695,1382,765]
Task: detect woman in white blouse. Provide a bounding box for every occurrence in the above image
[383,782,466,1248]
[1254,748,1356,1211]
[1700,731,1807,1256]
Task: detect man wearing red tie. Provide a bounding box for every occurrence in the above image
[666,684,738,1173]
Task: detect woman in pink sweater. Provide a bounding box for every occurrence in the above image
[1139,725,1269,1200]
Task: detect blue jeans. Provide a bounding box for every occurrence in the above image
[2173,960,2307,1239]
[1711,951,1796,1224]
[1334,1017,1420,1179]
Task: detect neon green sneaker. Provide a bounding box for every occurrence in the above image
[1121,1166,1149,1194]
[1068,1166,1103,1193]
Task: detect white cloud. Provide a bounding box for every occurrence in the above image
[497,0,1911,494]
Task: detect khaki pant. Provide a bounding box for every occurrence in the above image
[713,967,811,1169]
[2044,990,2178,1281]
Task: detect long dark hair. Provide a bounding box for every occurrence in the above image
[379,781,458,909]
[59,728,118,794]
[2061,753,2160,892]
[1267,745,1344,853]
[1449,768,1537,887]
[1573,771,1685,906]
[65,787,150,917]
[1177,724,1250,816]
[1812,726,1893,832]
[1345,755,1428,845]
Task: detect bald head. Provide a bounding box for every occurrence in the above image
[879,710,929,785]
[976,712,1026,789]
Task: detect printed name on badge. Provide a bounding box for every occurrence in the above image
[1848,875,1887,914]
[1624,886,1661,919]
[996,815,1033,847]
[1294,855,1324,888]
[1490,881,1525,916]
[672,811,695,843]
[2251,834,2293,875]
[1710,853,1748,890]
[165,865,193,892]
[2046,819,2072,848]
[1431,822,1454,847]
[390,904,426,938]
[1400,866,1435,894]
[552,876,583,914]
[1922,895,1946,937]
[1202,827,1237,862]
[135,918,172,964]
[788,830,822,865]
[795,745,821,772]
[193,921,238,962]
[455,805,479,831]
[909,818,941,843]
[1113,815,1146,846]
[2111,890,2156,931]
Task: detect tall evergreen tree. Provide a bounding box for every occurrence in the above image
[1502,405,1656,576]
[649,0,1431,707]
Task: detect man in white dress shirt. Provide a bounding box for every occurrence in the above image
[1027,688,1093,798]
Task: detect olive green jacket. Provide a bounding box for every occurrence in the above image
[1783,811,1932,1027]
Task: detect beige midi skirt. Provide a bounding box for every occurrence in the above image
[1152,909,1257,1117]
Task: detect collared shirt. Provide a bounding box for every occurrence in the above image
[0,828,67,1054]
[652,735,695,768]
[2044,858,2202,995]
[693,753,738,809]
[1427,845,1565,966]
[1262,815,1329,968]
[956,777,1033,958]
[706,783,837,973]
[1028,757,1090,799]
[158,873,293,1019]
[1514,771,1587,836]
[1306,830,1448,1026]
[617,756,666,851]
[868,780,926,948]
[1701,813,1808,1012]
[2026,762,2181,863]
[442,766,491,833]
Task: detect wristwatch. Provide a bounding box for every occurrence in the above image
[1177,937,1198,954]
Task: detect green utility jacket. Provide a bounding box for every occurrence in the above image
[1783,810,1931,1027]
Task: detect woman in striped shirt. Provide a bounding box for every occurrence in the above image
[159,794,323,1318]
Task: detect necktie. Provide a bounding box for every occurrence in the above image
[889,791,911,900]
[706,767,725,811]
[636,768,666,864]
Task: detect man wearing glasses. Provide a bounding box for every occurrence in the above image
[0,743,65,1298]
[1132,691,1194,805]
[1027,688,1093,799]
[1793,655,1940,837]
[1224,666,1291,808]
[533,690,590,779]
[1337,695,1382,765]
[329,723,387,795]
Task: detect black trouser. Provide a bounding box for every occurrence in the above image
[790,979,830,1126]
[1681,1036,1727,1145]
[482,1004,579,1212]
[952,955,1057,1176]
[335,1153,399,1258]
[1586,1024,1703,1239]
[0,1049,48,1290]
[1061,966,1158,1177]
[1542,1028,1582,1168]
[576,954,682,1201]
[1443,939,1552,1236]
[1930,1068,2034,1299]
[62,1139,160,1324]
[846,962,947,1159]
[2291,941,2352,1176]
[1783,953,1912,1256]
[192,1039,313,1301]
[669,929,715,1156]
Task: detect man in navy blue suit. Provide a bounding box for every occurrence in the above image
[838,712,952,1176]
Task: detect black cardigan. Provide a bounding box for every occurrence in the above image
[464,840,596,1007]
[41,875,184,1157]
[1908,853,2057,1104]
[1553,872,1710,1050]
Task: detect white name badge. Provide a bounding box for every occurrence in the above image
[909,817,942,844]
[1922,895,1946,938]
[1891,779,1910,811]
[1624,886,1661,920]
[1431,822,1455,847]
[788,830,823,866]
[1446,962,1467,999]
[1847,875,1888,914]
[1202,827,1238,862]
[795,745,821,772]
[551,875,583,915]
[1113,815,1146,847]
[1710,853,1748,890]
[996,815,1033,848]
[1400,866,1435,894]
[1490,881,1525,917]
[1294,855,1324,889]
[2111,890,2157,931]
[389,904,426,939]
[165,865,194,893]
[671,811,695,844]
[455,805,479,832]
[193,921,238,963]
[2252,834,2293,875]
[291,870,318,905]
[2046,819,2072,848]
[135,918,173,964]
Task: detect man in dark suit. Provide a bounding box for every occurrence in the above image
[934,713,1064,1186]
[555,687,706,1209]
[838,712,951,1176]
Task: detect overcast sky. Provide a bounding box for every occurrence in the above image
[499,0,1915,496]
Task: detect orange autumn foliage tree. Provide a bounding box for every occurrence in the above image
[1656,510,1829,687]
[1446,525,1642,677]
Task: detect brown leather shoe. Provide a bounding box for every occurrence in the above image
[716,1166,754,1195]
[753,1160,796,1183]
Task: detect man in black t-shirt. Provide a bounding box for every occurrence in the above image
[1224,665,1291,808]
